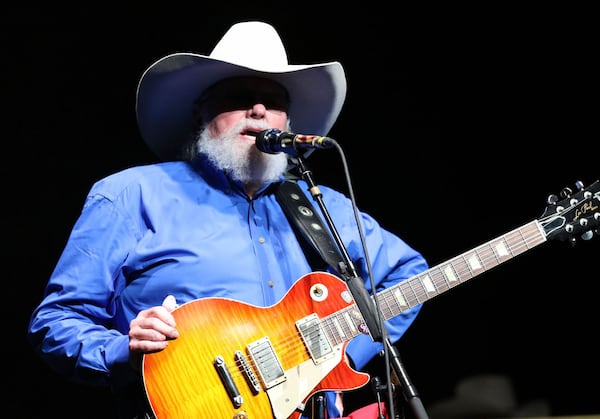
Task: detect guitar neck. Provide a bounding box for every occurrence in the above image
[322,220,547,345]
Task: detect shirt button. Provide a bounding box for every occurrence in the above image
[258,237,266,243]
[268,281,274,288]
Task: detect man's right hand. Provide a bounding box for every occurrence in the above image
[129,295,180,354]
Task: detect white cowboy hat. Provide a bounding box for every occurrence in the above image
[136,21,347,160]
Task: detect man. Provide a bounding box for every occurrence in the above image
[28,21,428,418]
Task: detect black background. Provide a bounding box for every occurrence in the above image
[5,5,599,418]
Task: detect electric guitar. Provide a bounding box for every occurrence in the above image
[142,180,599,419]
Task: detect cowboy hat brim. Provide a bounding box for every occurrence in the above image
[136,52,346,160]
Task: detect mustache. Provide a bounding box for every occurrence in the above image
[236,120,271,137]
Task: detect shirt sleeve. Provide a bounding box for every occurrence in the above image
[27,192,138,385]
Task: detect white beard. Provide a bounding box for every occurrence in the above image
[195,119,289,186]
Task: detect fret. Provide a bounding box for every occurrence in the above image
[374,292,392,320]
[392,287,408,310]
[319,316,336,346]
[431,264,452,294]
[474,243,497,271]
[421,274,436,294]
[336,306,364,340]
[451,255,471,283]
[343,310,357,334]
[403,285,422,306]
[331,316,346,341]
[466,251,483,272]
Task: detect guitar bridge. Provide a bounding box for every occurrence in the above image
[247,337,286,389]
[235,350,261,395]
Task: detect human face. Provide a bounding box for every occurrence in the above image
[198,77,290,144]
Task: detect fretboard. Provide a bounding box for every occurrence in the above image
[321,220,547,346]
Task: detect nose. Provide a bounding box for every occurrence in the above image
[248,103,267,118]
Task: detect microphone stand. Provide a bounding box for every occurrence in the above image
[294,156,428,419]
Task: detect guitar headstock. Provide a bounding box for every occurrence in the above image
[539,180,600,244]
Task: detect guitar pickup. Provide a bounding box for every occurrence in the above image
[296,313,334,364]
[247,337,286,389]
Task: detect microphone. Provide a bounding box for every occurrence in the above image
[251,128,335,156]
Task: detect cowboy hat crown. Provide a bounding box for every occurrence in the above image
[136,21,347,160]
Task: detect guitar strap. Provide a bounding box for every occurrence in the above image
[275,179,345,272]
[276,179,347,418]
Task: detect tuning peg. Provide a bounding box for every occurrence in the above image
[581,231,594,241]
[578,214,600,241]
[575,180,584,191]
[546,194,559,205]
[560,187,573,198]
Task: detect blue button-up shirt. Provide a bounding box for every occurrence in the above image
[28,156,427,417]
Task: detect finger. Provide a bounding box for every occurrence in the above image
[162,295,179,312]
[129,337,169,354]
[138,304,177,328]
[132,315,179,339]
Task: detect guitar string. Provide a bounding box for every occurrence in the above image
[226,223,546,390]
[213,194,594,394]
